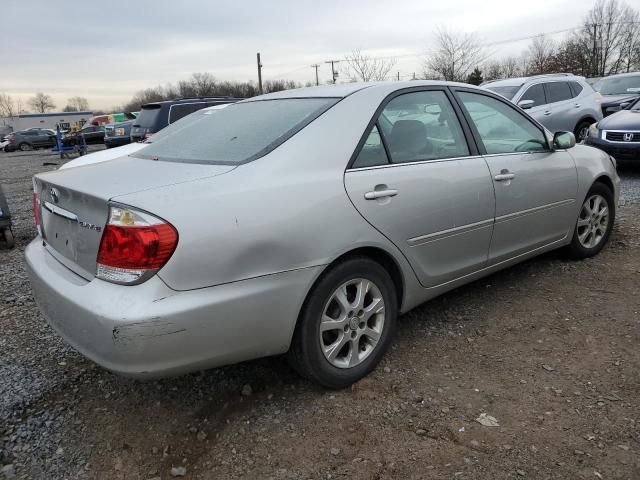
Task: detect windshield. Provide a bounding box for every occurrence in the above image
[135,104,162,128]
[485,85,522,100]
[631,97,640,111]
[133,98,339,165]
[592,75,640,95]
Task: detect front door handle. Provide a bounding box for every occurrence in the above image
[494,171,515,182]
[364,189,398,200]
[574,103,581,108]
[543,110,552,116]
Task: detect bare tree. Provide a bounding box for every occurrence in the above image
[501,56,521,78]
[484,61,503,81]
[424,28,486,82]
[343,49,397,82]
[0,93,17,118]
[28,92,56,113]
[63,96,90,112]
[527,35,557,74]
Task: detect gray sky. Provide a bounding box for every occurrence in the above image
[1,0,590,111]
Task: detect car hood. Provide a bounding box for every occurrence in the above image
[598,109,640,130]
[600,93,639,106]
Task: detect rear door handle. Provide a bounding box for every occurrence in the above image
[364,189,398,200]
[574,103,581,108]
[494,171,515,182]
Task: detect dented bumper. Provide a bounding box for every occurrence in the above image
[25,239,321,378]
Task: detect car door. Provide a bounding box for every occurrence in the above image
[542,81,575,133]
[453,89,578,264]
[344,88,495,288]
[517,83,547,125]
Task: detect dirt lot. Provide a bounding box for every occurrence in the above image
[1,149,639,480]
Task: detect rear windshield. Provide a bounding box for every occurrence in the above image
[485,85,522,100]
[135,104,162,128]
[133,98,339,165]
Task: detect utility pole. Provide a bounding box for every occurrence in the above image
[324,60,340,84]
[256,52,263,94]
[591,23,598,78]
[397,71,400,81]
[311,64,320,86]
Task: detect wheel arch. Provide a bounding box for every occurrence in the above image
[574,115,597,132]
[593,174,614,193]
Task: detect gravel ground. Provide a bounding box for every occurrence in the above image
[1,150,639,480]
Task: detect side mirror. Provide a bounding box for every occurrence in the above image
[518,99,534,110]
[553,131,576,150]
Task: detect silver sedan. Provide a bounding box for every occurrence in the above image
[26,81,619,388]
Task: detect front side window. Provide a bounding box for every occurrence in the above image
[352,124,389,168]
[545,82,573,103]
[374,90,469,164]
[520,84,546,107]
[458,91,548,155]
[134,98,338,165]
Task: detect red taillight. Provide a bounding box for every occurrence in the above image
[8,135,15,141]
[594,92,603,103]
[96,206,178,284]
[33,192,39,227]
[97,224,177,270]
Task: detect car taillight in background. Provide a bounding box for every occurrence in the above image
[8,135,16,141]
[593,92,603,103]
[32,179,40,230]
[96,206,178,285]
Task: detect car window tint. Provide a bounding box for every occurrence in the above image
[169,103,207,124]
[458,92,548,155]
[134,98,338,165]
[520,84,546,107]
[545,82,573,103]
[569,81,583,97]
[377,90,469,164]
[352,124,389,168]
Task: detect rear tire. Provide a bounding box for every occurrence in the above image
[566,182,615,259]
[288,257,397,389]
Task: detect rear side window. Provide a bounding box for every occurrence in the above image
[372,90,469,164]
[134,98,338,165]
[545,82,573,103]
[520,84,546,107]
[168,103,207,124]
[569,81,584,97]
[136,105,162,128]
[352,125,389,168]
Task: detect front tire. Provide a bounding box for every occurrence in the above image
[288,257,397,389]
[574,120,592,143]
[567,182,615,259]
[18,142,32,151]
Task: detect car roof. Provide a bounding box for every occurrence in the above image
[600,71,640,78]
[141,97,242,108]
[247,80,479,101]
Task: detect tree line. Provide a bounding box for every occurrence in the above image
[1,0,638,117]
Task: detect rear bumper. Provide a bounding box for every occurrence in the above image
[25,239,321,378]
[585,137,640,161]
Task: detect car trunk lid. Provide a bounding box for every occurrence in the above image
[34,156,235,279]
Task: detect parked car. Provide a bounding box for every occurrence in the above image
[130,97,241,142]
[27,82,619,388]
[60,104,230,169]
[585,96,640,162]
[482,73,602,141]
[62,125,105,146]
[104,119,135,148]
[592,72,640,116]
[4,129,57,152]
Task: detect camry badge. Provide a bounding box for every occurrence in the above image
[623,133,633,142]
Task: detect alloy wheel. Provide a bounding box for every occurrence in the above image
[576,194,609,249]
[319,278,385,369]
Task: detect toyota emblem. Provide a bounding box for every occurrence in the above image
[50,187,59,204]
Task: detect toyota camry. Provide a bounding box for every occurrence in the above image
[26,81,619,388]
